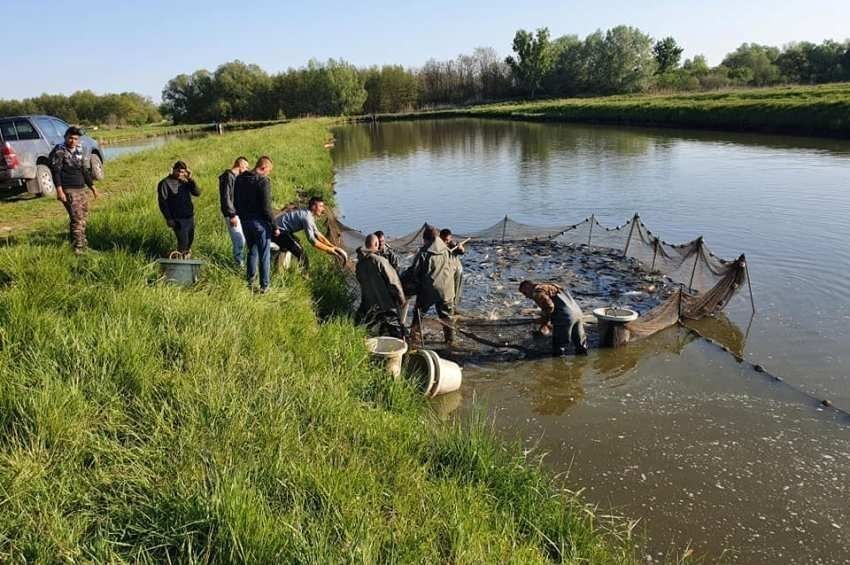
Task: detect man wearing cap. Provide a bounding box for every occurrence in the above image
[157,160,201,257]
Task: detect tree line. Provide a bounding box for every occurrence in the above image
[0,91,161,127]
[3,26,849,126]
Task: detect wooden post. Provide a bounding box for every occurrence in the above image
[650,238,659,271]
[688,237,703,292]
[587,215,595,247]
[743,254,756,314]
[623,212,639,256]
[501,215,508,243]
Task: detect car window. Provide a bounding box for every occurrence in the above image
[0,120,16,141]
[34,117,60,140]
[51,118,71,138]
[13,119,40,141]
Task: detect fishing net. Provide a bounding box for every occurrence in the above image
[326,211,751,358]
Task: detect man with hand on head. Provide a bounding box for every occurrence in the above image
[234,156,276,293]
[273,196,348,270]
[219,156,250,266]
[51,126,99,254]
[157,160,201,257]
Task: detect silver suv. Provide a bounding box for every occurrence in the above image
[0,115,105,195]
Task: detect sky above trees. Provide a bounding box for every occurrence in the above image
[5,0,850,100]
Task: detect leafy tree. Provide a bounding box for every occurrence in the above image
[363,65,419,114]
[506,28,554,98]
[653,37,684,74]
[544,35,586,96]
[722,43,781,86]
[584,26,656,94]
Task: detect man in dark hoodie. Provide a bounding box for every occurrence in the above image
[402,226,457,345]
[157,160,201,257]
[355,234,406,337]
[219,156,250,266]
[234,156,276,292]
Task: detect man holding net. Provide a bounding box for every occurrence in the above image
[403,226,457,346]
[519,280,588,356]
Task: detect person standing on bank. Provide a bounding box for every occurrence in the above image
[51,126,99,254]
[219,156,250,266]
[519,280,589,356]
[439,228,465,310]
[273,196,348,270]
[234,156,276,292]
[157,161,201,257]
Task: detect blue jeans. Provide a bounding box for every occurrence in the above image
[225,216,246,266]
[243,218,271,290]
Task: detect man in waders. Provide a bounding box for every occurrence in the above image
[403,226,456,346]
[272,196,348,270]
[51,126,99,254]
[440,228,465,311]
[157,160,201,257]
[374,230,401,272]
[519,280,589,356]
[355,234,406,337]
[219,156,250,266]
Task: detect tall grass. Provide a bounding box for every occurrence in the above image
[369,83,850,137]
[0,120,637,562]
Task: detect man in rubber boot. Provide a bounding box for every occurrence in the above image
[519,280,589,356]
[440,228,465,311]
[355,234,406,338]
[403,226,456,346]
[157,160,201,257]
[273,196,347,270]
[219,156,250,266]
[51,126,99,254]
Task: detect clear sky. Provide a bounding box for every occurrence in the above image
[4,0,849,101]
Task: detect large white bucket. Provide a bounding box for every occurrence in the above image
[405,349,463,398]
[365,337,408,378]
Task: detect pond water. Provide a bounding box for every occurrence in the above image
[101,133,208,161]
[332,119,850,564]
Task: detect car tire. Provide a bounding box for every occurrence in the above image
[89,153,105,181]
[32,164,56,195]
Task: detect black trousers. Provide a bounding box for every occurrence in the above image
[172,217,195,253]
[273,231,308,270]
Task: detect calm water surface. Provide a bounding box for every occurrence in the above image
[332,120,850,563]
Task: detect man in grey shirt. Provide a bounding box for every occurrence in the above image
[273,196,347,269]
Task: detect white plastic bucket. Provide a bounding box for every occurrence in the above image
[365,337,408,378]
[405,349,463,398]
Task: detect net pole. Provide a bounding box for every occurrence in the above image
[743,254,756,314]
[623,213,638,256]
[587,215,595,247]
[501,215,508,243]
[651,238,659,271]
[688,237,703,292]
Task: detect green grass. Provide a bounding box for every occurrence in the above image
[369,83,850,137]
[0,120,641,562]
[93,120,287,144]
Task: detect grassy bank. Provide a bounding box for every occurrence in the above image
[368,83,850,137]
[0,121,638,561]
[93,120,287,144]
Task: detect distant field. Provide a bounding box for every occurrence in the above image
[372,83,850,137]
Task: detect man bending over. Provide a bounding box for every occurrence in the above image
[519,280,588,356]
[273,196,347,269]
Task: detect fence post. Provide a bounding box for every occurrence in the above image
[688,237,703,292]
[587,214,595,247]
[623,212,639,256]
[650,238,659,271]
